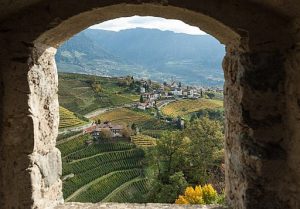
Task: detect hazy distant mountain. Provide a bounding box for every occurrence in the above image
[56,28,225,87]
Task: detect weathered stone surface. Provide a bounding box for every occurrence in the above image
[0,42,62,208]
[1,1,300,209]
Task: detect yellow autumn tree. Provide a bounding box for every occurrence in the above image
[175,184,218,205]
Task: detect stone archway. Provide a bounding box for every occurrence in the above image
[0,1,299,209]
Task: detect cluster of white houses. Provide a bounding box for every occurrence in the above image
[136,80,221,110]
[140,80,203,98]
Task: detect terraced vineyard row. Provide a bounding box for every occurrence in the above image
[64,142,135,162]
[63,158,142,198]
[104,178,150,203]
[161,98,223,117]
[131,134,157,147]
[63,148,144,175]
[59,106,88,129]
[57,134,90,157]
[69,169,143,202]
[58,131,149,203]
[141,130,166,138]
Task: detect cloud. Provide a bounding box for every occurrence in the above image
[89,16,206,35]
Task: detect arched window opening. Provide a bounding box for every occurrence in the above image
[55,16,226,205]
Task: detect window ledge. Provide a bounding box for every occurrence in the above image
[55,203,227,209]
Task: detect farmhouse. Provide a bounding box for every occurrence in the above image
[84,121,124,139]
[136,100,155,110]
[170,87,183,96]
[143,93,159,101]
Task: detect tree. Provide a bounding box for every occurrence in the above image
[195,108,224,123]
[140,95,144,103]
[147,172,188,203]
[183,117,224,184]
[99,128,113,140]
[121,126,132,138]
[156,131,189,176]
[206,92,215,99]
[131,123,139,135]
[92,83,102,93]
[190,113,198,122]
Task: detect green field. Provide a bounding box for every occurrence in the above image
[161,98,223,118]
[59,73,140,115]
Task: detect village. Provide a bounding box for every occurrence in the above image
[83,77,223,142]
[134,78,222,110]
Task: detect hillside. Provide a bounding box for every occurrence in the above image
[58,73,139,115]
[161,99,223,118]
[56,28,225,87]
[56,73,225,204]
[91,108,151,126]
[92,107,177,137]
[57,134,150,203]
[59,106,88,129]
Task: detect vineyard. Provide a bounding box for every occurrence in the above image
[92,108,151,125]
[103,178,150,203]
[68,169,143,202]
[59,106,88,129]
[56,72,226,204]
[57,133,150,203]
[161,99,223,117]
[131,134,157,147]
[58,73,140,115]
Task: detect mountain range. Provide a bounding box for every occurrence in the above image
[55,28,225,87]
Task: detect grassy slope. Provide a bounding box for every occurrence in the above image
[161,98,223,118]
[92,108,152,125]
[59,106,88,129]
[58,73,139,115]
[92,108,176,131]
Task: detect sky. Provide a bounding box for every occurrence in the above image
[89,16,206,35]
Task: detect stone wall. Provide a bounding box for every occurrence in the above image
[224,49,290,208]
[0,42,63,208]
[282,18,300,208]
[0,1,300,209]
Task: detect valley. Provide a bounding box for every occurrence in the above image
[56,28,225,87]
[57,72,225,204]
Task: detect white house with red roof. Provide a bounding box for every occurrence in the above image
[84,121,124,138]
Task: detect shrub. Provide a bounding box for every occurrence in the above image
[175,184,218,205]
[202,184,218,204]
